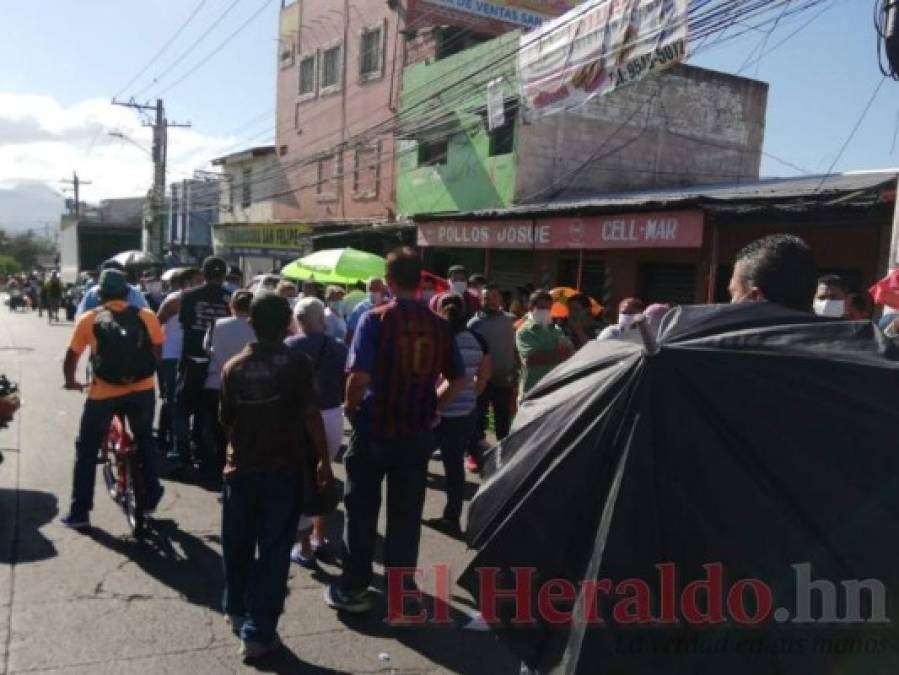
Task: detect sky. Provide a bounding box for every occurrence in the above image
[0,0,893,229]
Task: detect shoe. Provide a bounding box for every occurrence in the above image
[60,514,90,531]
[239,634,281,662]
[225,614,243,637]
[290,547,317,570]
[424,516,463,538]
[311,538,335,564]
[464,455,480,473]
[324,584,372,613]
[146,485,165,514]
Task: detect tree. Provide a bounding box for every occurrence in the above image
[0,228,55,271]
[0,254,19,274]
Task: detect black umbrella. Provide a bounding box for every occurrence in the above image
[460,303,899,674]
[110,250,161,268]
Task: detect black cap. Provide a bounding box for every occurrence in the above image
[202,256,227,278]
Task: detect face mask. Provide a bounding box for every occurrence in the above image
[619,313,641,328]
[814,299,845,318]
[451,280,468,295]
[369,291,383,305]
[421,289,435,302]
[531,309,551,326]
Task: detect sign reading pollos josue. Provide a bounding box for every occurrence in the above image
[417,210,704,250]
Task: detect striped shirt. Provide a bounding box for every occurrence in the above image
[348,298,464,440]
[441,329,488,418]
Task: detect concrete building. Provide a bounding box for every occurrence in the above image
[414,171,898,312]
[396,31,768,218]
[211,145,308,277]
[168,174,220,264]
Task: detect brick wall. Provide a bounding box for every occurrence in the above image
[515,64,769,202]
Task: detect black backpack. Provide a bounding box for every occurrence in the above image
[91,307,156,384]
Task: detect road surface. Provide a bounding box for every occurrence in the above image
[0,303,518,674]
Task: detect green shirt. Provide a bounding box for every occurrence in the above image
[516,319,570,398]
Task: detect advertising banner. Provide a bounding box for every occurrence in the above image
[518,0,689,119]
[407,0,576,35]
[417,209,703,250]
[213,223,312,257]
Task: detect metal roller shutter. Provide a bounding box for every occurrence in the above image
[639,263,698,305]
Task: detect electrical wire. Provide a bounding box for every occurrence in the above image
[113,0,211,100]
[815,76,887,190]
[131,0,246,100]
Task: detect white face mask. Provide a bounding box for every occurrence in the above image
[619,313,642,328]
[451,280,468,295]
[814,299,845,318]
[369,291,383,305]
[531,309,551,326]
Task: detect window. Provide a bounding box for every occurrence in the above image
[418,139,448,167]
[241,167,252,208]
[488,99,517,156]
[280,40,295,69]
[298,54,316,96]
[316,155,336,200]
[321,45,342,91]
[227,175,235,212]
[359,25,384,80]
[436,27,491,60]
[353,142,381,198]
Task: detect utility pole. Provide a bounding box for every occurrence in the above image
[111,98,191,256]
[60,171,92,218]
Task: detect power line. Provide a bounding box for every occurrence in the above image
[156,0,277,98]
[132,0,245,100]
[113,0,211,100]
[816,77,887,191]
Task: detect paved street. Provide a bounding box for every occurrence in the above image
[0,305,517,674]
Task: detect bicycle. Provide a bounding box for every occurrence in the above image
[99,413,148,538]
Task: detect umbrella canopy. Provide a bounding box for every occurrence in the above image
[549,286,603,319]
[160,267,184,282]
[280,248,385,285]
[460,303,899,674]
[110,250,162,268]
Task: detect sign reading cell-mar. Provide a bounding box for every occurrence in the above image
[417,210,703,250]
[519,0,688,119]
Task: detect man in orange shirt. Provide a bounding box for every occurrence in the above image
[61,269,165,531]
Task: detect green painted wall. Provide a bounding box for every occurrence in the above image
[396,32,521,217]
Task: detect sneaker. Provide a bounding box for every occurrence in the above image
[290,547,317,570]
[464,454,480,473]
[60,514,90,531]
[324,584,372,614]
[311,538,335,564]
[239,634,281,662]
[225,614,243,637]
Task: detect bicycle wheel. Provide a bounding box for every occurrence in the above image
[124,454,147,539]
[101,457,118,501]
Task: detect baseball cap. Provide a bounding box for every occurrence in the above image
[447,264,467,275]
[99,269,129,296]
[202,256,227,278]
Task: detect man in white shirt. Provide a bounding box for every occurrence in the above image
[597,297,646,341]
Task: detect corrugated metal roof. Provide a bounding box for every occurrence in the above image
[417,171,898,220]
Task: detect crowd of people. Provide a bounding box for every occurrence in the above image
[0,232,887,664]
[2,271,72,321]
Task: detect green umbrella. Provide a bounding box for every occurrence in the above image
[281,247,386,285]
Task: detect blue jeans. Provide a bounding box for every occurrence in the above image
[70,389,162,518]
[222,470,302,643]
[157,359,178,451]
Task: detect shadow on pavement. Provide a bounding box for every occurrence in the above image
[0,488,59,564]
[334,578,517,674]
[252,647,350,675]
[88,518,222,611]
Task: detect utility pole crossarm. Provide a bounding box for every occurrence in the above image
[60,171,92,218]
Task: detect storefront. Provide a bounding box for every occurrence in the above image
[415,171,898,314]
[212,222,314,278]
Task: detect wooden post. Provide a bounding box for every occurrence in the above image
[576,247,584,290]
[706,216,720,303]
